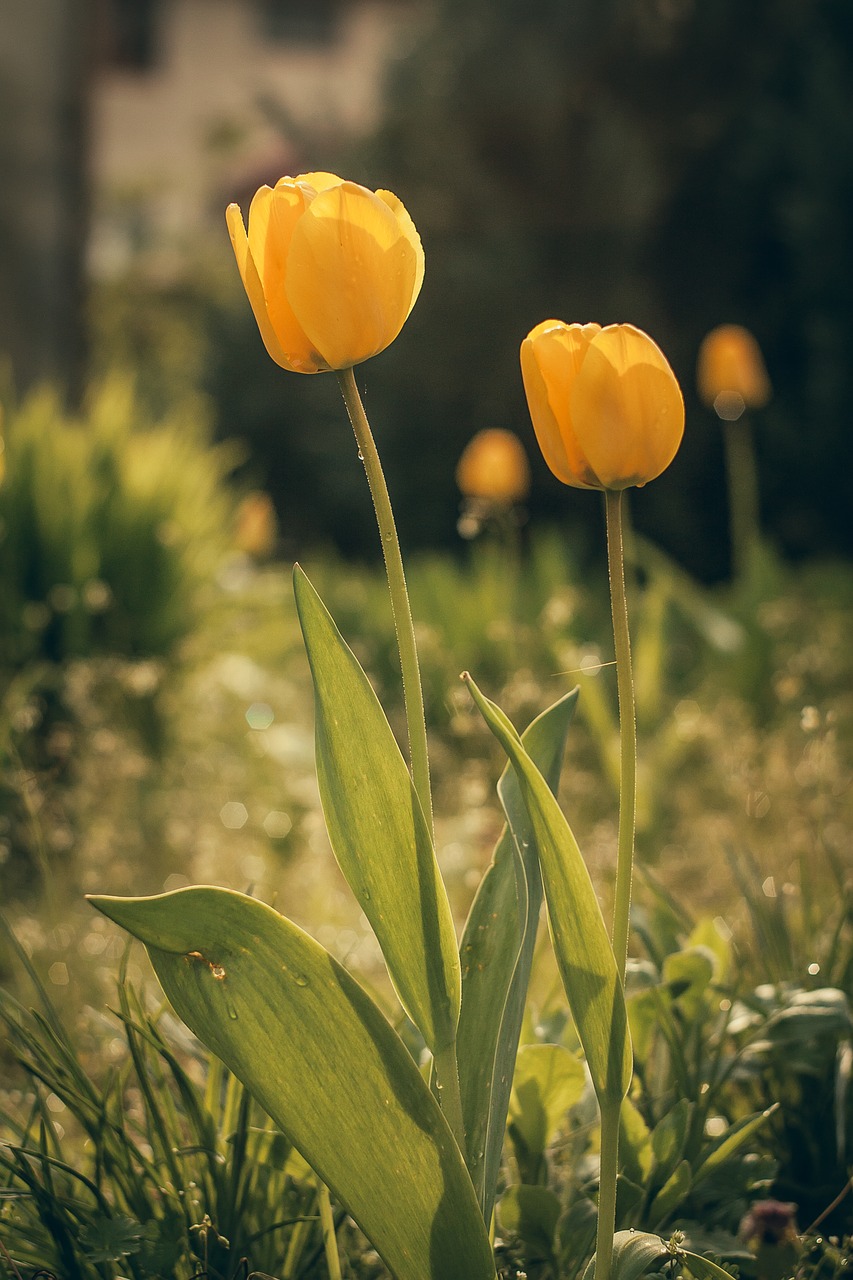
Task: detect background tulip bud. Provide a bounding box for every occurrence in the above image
[226,173,424,374]
[234,490,277,559]
[697,324,771,421]
[456,428,531,504]
[520,321,684,490]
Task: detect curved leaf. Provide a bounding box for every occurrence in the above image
[88,888,495,1280]
[457,688,578,1220]
[463,675,631,1109]
[582,1230,668,1280]
[293,565,460,1054]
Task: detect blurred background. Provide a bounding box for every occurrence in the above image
[3,0,853,580]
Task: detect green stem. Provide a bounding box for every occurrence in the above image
[605,488,637,984]
[433,1040,468,1161]
[337,367,433,835]
[595,1099,621,1280]
[722,415,760,580]
[318,1182,343,1280]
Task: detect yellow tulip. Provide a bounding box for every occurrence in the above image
[697,324,771,420]
[226,172,425,373]
[456,429,531,504]
[520,321,684,490]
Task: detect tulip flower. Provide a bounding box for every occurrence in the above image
[697,324,771,421]
[227,172,424,373]
[520,321,684,490]
[456,429,531,504]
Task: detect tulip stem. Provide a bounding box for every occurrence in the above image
[604,488,636,984]
[337,367,433,836]
[595,1098,621,1280]
[723,415,761,580]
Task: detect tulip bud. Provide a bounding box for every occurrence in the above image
[520,322,684,490]
[227,173,424,373]
[456,429,531,505]
[697,324,771,421]
[235,490,277,559]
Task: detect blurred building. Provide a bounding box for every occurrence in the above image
[91,0,416,273]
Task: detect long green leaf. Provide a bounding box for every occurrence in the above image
[88,888,495,1280]
[464,676,631,1109]
[457,688,578,1221]
[293,565,460,1054]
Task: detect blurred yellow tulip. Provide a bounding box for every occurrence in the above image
[520,321,684,490]
[697,324,771,421]
[456,429,531,504]
[235,490,277,558]
[227,172,424,373]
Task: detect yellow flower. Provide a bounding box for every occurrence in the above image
[697,324,771,420]
[226,172,425,373]
[520,322,684,490]
[456,429,531,504]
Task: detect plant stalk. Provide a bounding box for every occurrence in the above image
[595,1099,621,1280]
[337,367,433,835]
[433,1040,468,1161]
[723,415,760,580]
[605,488,637,983]
[318,1181,343,1280]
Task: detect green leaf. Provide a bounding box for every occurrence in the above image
[463,675,631,1109]
[509,1043,586,1161]
[648,1158,692,1226]
[456,688,578,1221]
[651,1099,691,1184]
[89,888,495,1280]
[661,948,715,1017]
[681,1250,740,1280]
[293,566,460,1054]
[582,1230,669,1280]
[497,1184,561,1259]
[619,1097,653,1185]
[691,1106,777,1190]
[78,1215,157,1263]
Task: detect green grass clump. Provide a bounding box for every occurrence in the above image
[0,375,238,668]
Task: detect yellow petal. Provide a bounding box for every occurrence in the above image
[376,189,425,318]
[571,325,684,489]
[226,201,291,370]
[292,171,344,195]
[521,322,602,488]
[242,184,328,373]
[285,181,421,369]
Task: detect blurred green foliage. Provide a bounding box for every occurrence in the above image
[0,375,237,667]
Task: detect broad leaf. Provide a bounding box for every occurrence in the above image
[457,688,578,1220]
[498,1184,561,1258]
[650,1098,691,1184]
[509,1043,586,1162]
[464,676,631,1109]
[89,888,495,1280]
[293,566,460,1054]
[648,1158,692,1226]
[582,1230,668,1280]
